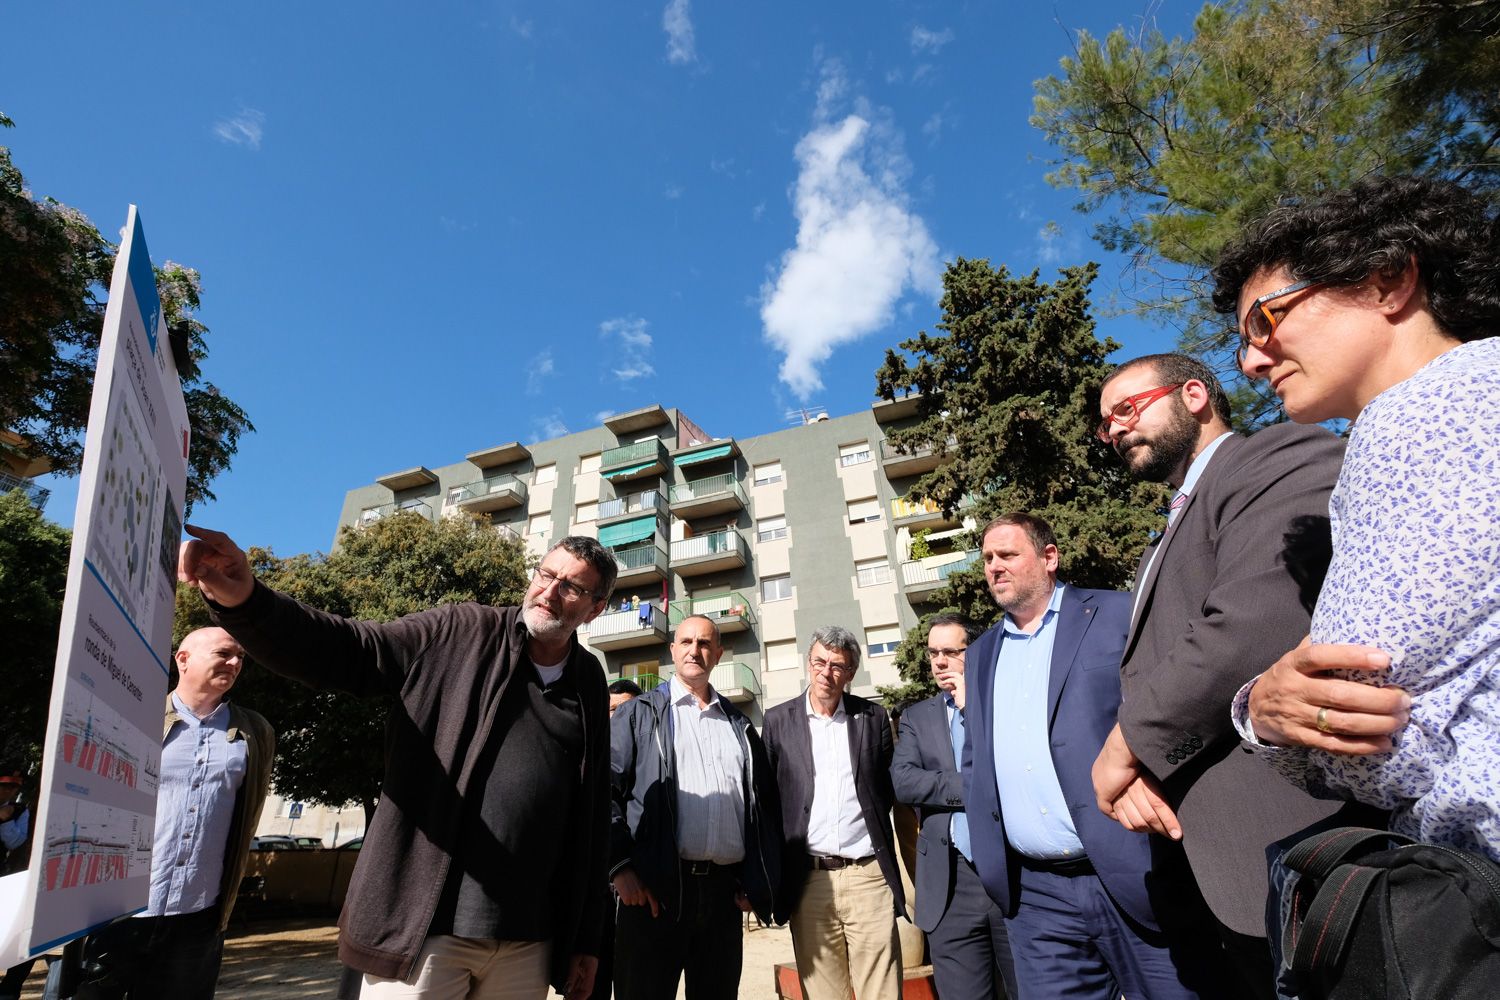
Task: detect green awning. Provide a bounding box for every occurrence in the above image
[674,444,733,467]
[602,461,654,479]
[598,515,657,548]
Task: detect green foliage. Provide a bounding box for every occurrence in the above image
[0,491,71,767]
[0,134,252,510]
[1031,0,1499,422]
[874,259,1168,704]
[175,512,530,823]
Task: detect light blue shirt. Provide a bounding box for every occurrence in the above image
[146,694,248,917]
[991,583,1084,860]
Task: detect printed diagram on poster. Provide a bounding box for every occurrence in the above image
[0,206,193,964]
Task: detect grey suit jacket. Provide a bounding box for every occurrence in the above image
[890,693,964,932]
[1118,423,1351,938]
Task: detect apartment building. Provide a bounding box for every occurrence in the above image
[333,399,977,722]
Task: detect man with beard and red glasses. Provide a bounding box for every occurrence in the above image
[1090,354,1375,999]
[178,525,615,1000]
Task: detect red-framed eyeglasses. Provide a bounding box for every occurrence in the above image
[1096,384,1184,442]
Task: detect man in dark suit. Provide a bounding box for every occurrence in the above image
[892,614,1017,1000]
[1092,353,1356,998]
[762,626,905,1000]
[964,513,1211,1000]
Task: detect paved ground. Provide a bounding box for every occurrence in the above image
[18,918,797,999]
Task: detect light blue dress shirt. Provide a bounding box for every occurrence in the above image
[991,583,1085,860]
[146,694,248,917]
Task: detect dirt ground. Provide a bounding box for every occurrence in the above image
[19,917,798,999]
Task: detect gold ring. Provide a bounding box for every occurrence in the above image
[1315,707,1332,733]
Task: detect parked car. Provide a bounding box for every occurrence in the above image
[292,836,325,849]
[336,836,363,851]
[250,835,300,851]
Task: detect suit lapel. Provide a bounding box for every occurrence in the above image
[924,696,957,769]
[1047,588,1090,726]
[844,694,863,784]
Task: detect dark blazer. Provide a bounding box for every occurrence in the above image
[962,585,1166,930]
[762,690,905,924]
[890,693,967,932]
[1117,424,1354,938]
[608,682,783,924]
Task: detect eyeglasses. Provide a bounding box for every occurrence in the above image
[1096,384,1184,442]
[809,656,854,675]
[926,646,967,660]
[1237,279,1324,364]
[531,567,599,603]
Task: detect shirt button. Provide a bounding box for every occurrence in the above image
[1025,765,1032,772]
[1040,807,1048,815]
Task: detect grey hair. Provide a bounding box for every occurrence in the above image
[548,535,619,602]
[807,624,862,673]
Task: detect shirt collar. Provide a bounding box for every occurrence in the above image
[1003,582,1066,636]
[804,689,846,720]
[1179,431,1234,499]
[670,674,720,710]
[170,691,229,726]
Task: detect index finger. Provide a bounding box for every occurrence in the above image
[1289,642,1390,676]
[183,523,239,552]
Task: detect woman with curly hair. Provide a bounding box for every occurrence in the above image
[1215,174,1500,858]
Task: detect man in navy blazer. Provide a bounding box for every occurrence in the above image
[961,513,1211,1000]
[892,613,1017,1000]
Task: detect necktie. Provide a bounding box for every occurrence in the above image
[948,703,972,862]
[1166,489,1188,526]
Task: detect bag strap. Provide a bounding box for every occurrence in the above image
[1290,861,1383,978]
[1283,826,1414,881]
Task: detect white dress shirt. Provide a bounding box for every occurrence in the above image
[804,692,875,859]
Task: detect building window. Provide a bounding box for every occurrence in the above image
[839,441,872,467]
[534,464,557,486]
[847,497,882,524]
[579,453,602,475]
[765,640,800,672]
[855,558,892,588]
[529,513,552,538]
[753,461,784,486]
[756,515,788,542]
[866,625,902,657]
[575,501,598,524]
[761,574,792,603]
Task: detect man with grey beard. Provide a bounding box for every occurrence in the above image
[179,526,616,1000]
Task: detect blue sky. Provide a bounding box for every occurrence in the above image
[9,1,1197,556]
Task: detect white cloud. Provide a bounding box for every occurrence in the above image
[759,59,942,398]
[532,413,569,441]
[1035,221,1081,265]
[526,350,555,395]
[751,200,766,221]
[921,111,947,144]
[510,16,534,39]
[600,316,656,382]
[910,25,954,54]
[663,0,697,65]
[212,109,265,150]
[663,184,684,200]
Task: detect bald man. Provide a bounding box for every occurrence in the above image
[77,627,275,1000]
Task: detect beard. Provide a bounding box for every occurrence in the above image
[1116,402,1198,484]
[523,597,579,644]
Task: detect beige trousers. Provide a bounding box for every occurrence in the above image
[359,936,551,1000]
[789,859,903,1000]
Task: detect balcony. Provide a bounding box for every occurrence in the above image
[0,471,49,511]
[358,499,434,525]
[617,671,667,693]
[601,439,670,483]
[668,591,756,635]
[668,474,747,520]
[890,494,975,531]
[879,438,950,479]
[709,661,760,703]
[900,550,980,602]
[583,603,669,651]
[670,528,747,576]
[447,474,527,514]
[610,539,670,588]
[597,488,668,527]
[375,467,438,492]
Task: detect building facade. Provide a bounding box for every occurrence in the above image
[333,400,975,721]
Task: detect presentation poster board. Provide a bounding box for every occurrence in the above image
[0,207,191,961]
